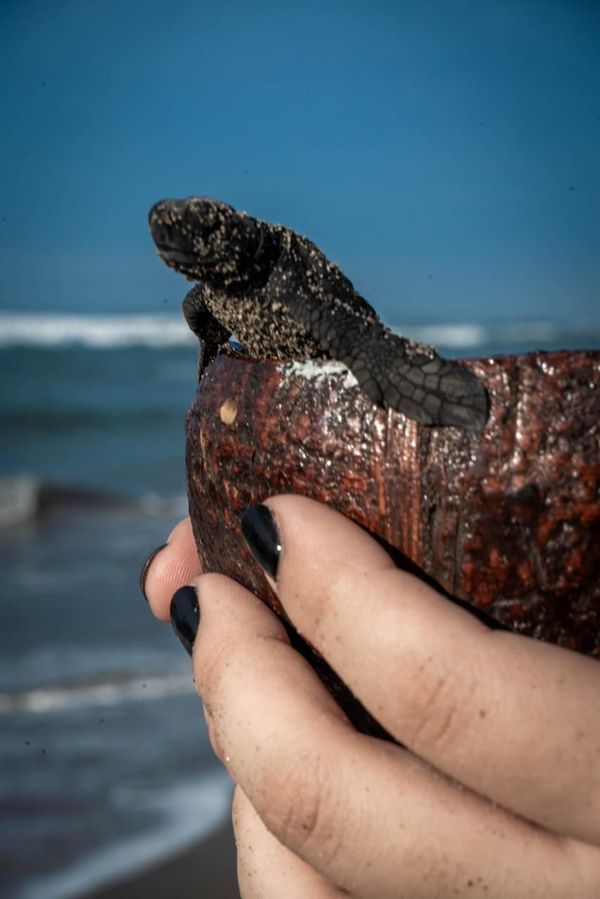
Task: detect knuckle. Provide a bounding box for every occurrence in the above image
[257,751,344,865]
[402,656,477,755]
[193,634,227,701]
[261,755,323,847]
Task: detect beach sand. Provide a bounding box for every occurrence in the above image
[82,822,239,899]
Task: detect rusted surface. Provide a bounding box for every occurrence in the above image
[186,349,600,662]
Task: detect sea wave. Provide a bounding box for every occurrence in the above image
[0,475,187,527]
[395,320,600,350]
[1,311,598,351]
[0,312,195,348]
[0,476,130,527]
[20,770,232,899]
[0,671,195,715]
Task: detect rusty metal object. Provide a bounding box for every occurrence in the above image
[186,349,600,668]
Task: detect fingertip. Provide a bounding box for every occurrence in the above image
[139,541,168,602]
[170,584,200,656]
[144,518,202,621]
[256,495,394,624]
[192,571,289,651]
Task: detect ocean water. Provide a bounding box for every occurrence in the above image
[1,311,599,899]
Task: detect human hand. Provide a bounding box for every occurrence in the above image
[142,497,600,898]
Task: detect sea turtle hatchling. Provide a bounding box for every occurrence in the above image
[148,197,488,430]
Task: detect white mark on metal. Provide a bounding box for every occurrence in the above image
[282,359,358,390]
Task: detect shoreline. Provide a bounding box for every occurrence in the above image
[81,822,239,899]
[17,771,234,899]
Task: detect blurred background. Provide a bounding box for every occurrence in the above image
[1,1,599,897]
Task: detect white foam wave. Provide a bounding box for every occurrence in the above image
[0,312,195,348]
[20,770,233,899]
[138,491,189,518]
[398,323,488,348]
[0,475,189,529]
[0,475,40,528]
[394,320,598,349]
[1,311,596,351]
[0,673,195,715]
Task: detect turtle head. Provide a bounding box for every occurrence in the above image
[148,197,281,293]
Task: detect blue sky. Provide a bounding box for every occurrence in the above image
[1,0,599,324]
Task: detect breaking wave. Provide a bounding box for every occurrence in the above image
[20,770,232,899]
[0,475,187,527]
[0,312,195,348]
[1,311,598,350]
[397,320,599,349]
[0,671,195,715]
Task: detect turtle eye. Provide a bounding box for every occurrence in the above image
[154,226,170,246]
[152,224,177,251]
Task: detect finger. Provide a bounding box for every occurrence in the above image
[251,496,600,846]
[143,518,201,621]
[233,787,349,899]
[192,572,597,899]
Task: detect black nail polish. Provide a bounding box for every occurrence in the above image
[170,586,200,656]
[139,543,168,602]
[240,504,281,579]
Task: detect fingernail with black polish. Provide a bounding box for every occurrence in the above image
[240,504,281,579]
[170,586,200,657]
[139,543,168,602]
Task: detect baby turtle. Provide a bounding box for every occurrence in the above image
[148,197,488,430]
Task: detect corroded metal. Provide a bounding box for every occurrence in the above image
[186,349,600,660]
[185,348,599,735]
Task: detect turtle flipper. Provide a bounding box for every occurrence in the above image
[182,284,230,377]
[295,300,487,428]
[273,234,489,430]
